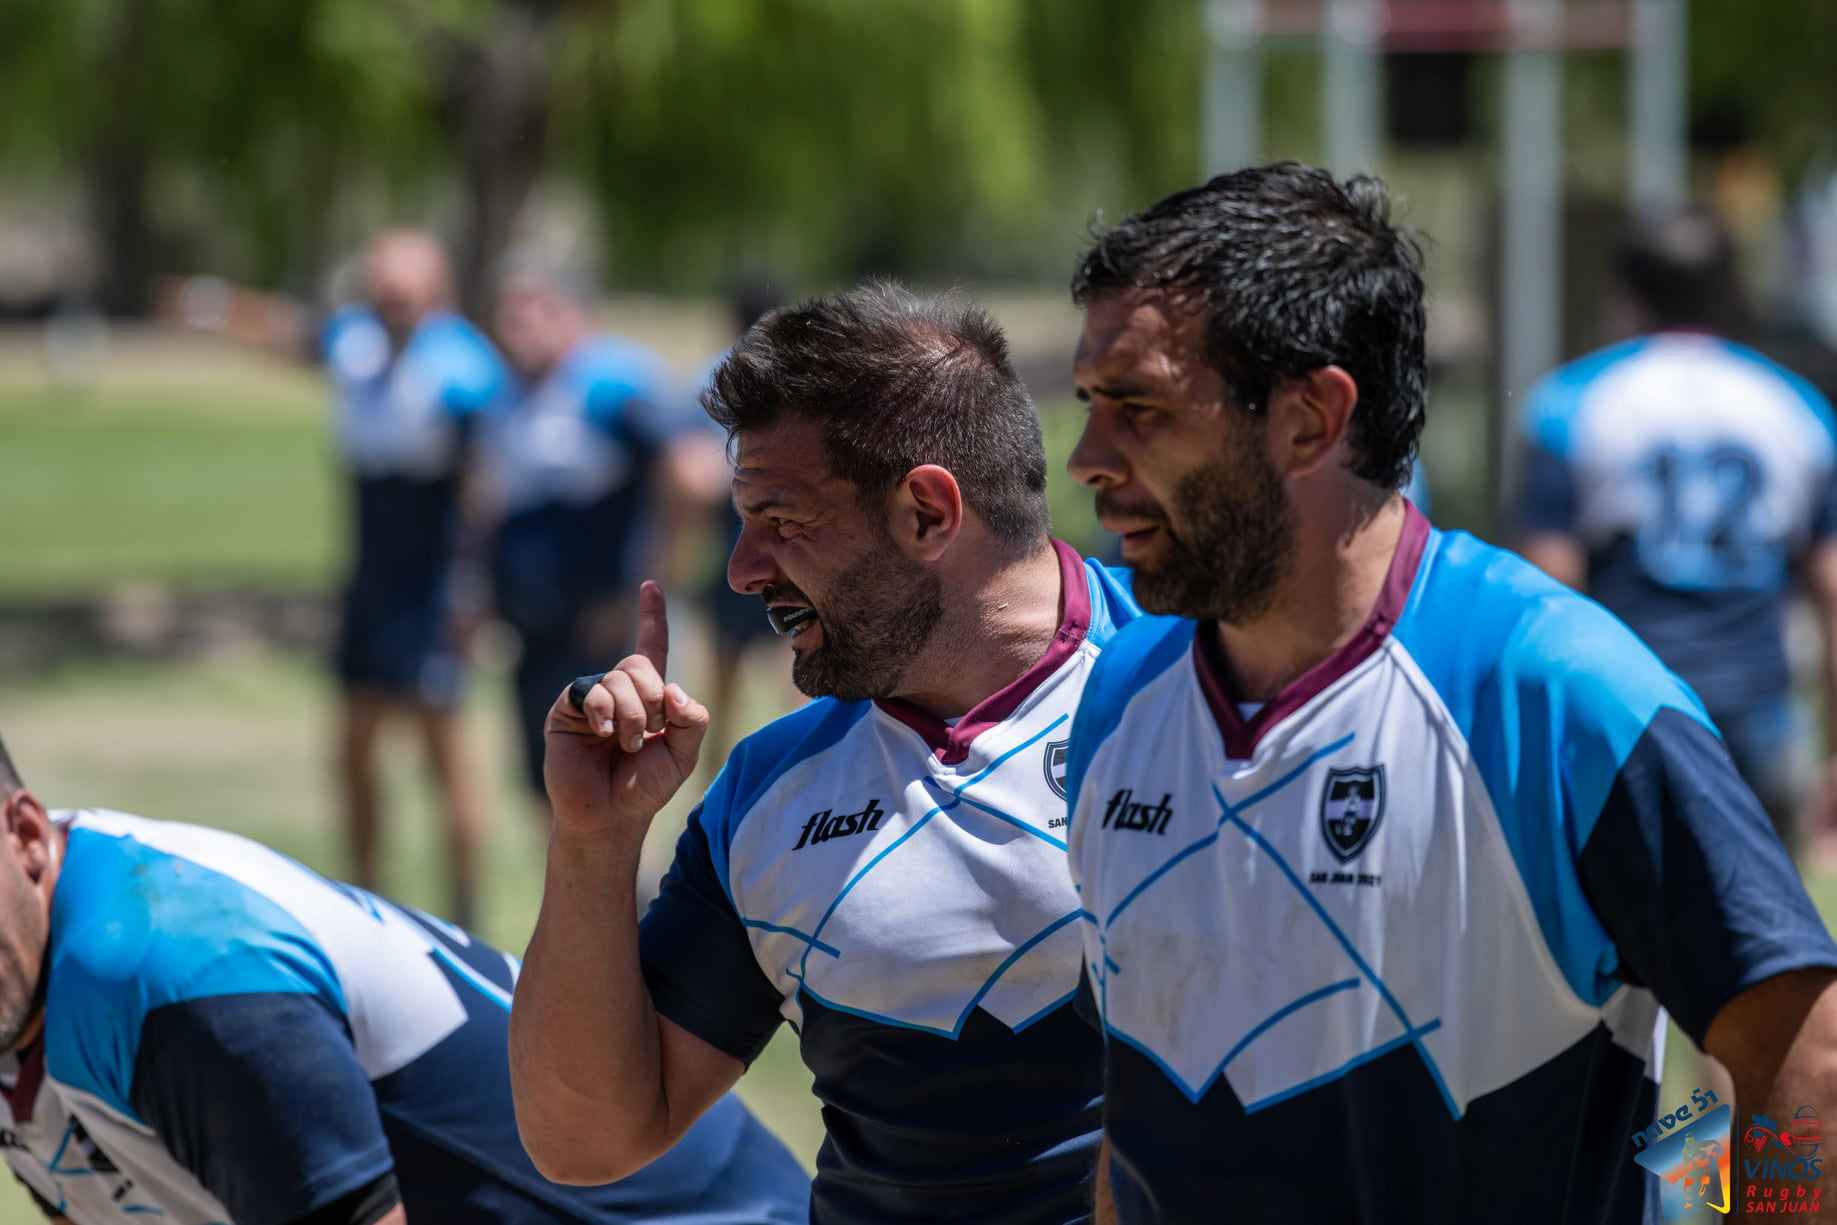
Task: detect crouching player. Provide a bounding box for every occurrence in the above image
[0,738,808,1225]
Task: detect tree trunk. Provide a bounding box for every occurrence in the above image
[453,5,553,323]
[87,0,157,316]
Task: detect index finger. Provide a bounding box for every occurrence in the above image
[635,580,669,673]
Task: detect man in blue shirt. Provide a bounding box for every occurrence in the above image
[1061,164,1837,1223]
[1515,209,1837,857]
[324,230,506,929]
[487,259,700,806]
[0,736,808,1225]
[511,284,1139,1224]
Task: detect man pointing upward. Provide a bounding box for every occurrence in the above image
[510,283,1140,1225]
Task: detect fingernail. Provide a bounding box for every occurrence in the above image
[600,721,615,736]
[628,735,643,752]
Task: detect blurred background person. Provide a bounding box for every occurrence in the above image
[486,255,704,812]
[687,280,794,763]
[325,229,504,929]
[1515,208,1837,861]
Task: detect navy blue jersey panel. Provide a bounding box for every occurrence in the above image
[798,993,1101,1225]
[641,814,788,1066]
[1103,1025,1655,1225]
[1584,536,1790,712]
[129,993,394,1225]
[1577,706,1837,1044]
[372,918,806,1223]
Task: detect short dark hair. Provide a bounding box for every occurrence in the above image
[1072,162,1428,490]
[0,736,21,796]
[702,280,1050,548]
[1614,207,1737,330]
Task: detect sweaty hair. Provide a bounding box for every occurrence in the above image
[1614,207,1737,331]
[702,280,1050,549]
[1072,162,1428,490]
[0,736,21,797]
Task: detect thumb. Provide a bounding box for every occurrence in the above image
[659,683,709,776]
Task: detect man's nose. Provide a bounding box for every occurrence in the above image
[727,522,777,595]
[1067,408,1126,490]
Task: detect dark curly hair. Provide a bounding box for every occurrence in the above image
[1072,162,1428,490]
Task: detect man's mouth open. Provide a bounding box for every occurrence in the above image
[766,605,819,636]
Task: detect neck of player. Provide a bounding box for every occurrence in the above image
[891,539,1066,721]
[1214,489,1407,704]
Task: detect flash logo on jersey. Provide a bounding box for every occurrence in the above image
[1321,766,1384,861]
[792,799,886,850]
[1101,790,1174,835]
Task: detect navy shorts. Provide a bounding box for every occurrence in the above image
[334,586,465,710]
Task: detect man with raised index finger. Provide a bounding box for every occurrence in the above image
[509,282,1141,1225]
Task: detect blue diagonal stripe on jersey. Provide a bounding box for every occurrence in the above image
[792,717,1078,1035]
[1214,781,1459,1119]
[741,919,842,958]
[1242,1020,1444,1115]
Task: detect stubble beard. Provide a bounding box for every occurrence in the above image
[1126,446,1297,625]
[787,534,947,702]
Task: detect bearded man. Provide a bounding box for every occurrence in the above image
[1062,162,1837,1224]
[509,282,1140,1225]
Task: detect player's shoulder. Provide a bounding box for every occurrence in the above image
[1702,337,1837,446]
[45,811,342,1116]
[1394,528,1709,746]
[1072,613,1195,742]
[1523,336,1653,456]
[697,699,876,849]
[1080,556,1142,649]
[322,306,390,381]
[411,311,506,395]
[571,333,674,400]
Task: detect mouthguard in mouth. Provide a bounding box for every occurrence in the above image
[766,605,818,636]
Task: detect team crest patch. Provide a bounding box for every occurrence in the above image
[1321,766,1385,861]
[1043,738,1070,800]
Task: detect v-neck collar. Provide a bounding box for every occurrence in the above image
[1194,501,1429,760]
[877,538,1091,766]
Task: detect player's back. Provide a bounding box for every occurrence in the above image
[1,810,808,1225]
[1519,332,1837,714]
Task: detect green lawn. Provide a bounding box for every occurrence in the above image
[0,382,338,598]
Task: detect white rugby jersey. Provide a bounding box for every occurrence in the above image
[639,540,1139,1225]
[1066,506,1837,1225]
[0,810,807,1225]
[1517,332,1837,714]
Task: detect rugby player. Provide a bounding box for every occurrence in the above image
[325,230,503,926]
[0,737,809,1225]
[1061,164,1837,1223]
[510,283,1139,1224]
[488,256,703,807]
[1515,208,1837,858]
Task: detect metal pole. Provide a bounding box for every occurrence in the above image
[1498,0,1565,516]
[1203,0,1264,178]
[1323,0,1384,177]
[1630,0,1687,209]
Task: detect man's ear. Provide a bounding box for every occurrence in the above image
[1267,366,1359,479]
[3,792,53,887]
[891,465,965,561]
